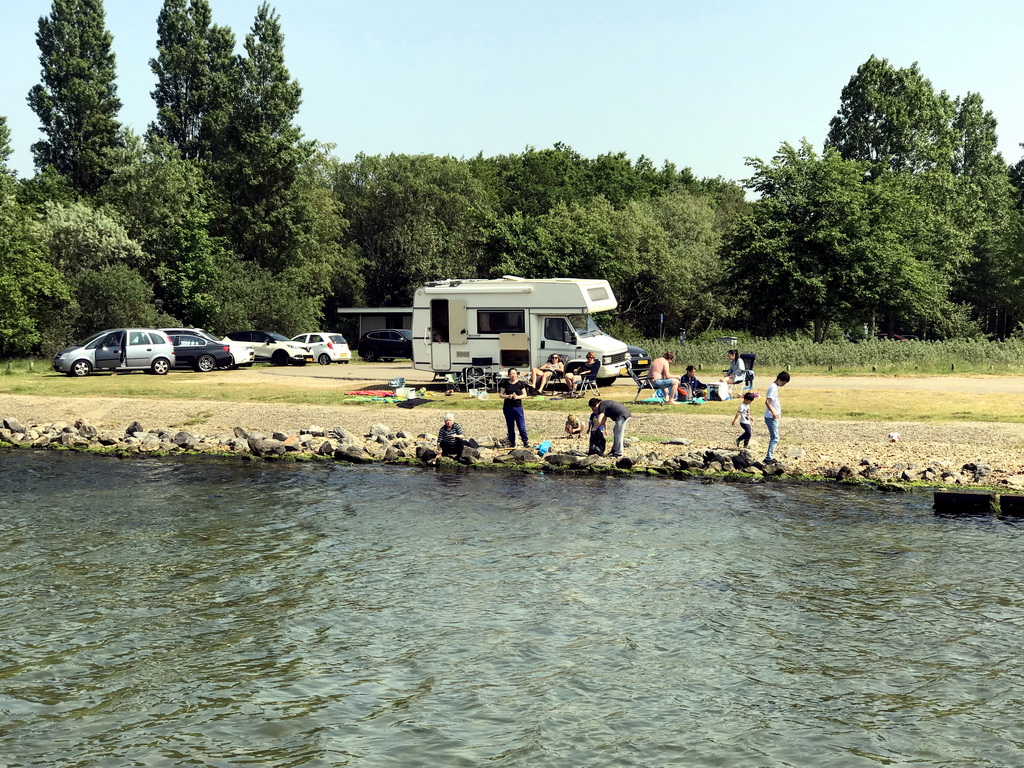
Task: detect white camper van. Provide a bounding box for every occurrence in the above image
[412,276,629,386]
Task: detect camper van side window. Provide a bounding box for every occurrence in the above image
[478,310,524,334]
[544,317,573,344]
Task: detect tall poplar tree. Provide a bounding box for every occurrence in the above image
[212,2,309,272]
[27,0,122,196]
[149,0,236,162]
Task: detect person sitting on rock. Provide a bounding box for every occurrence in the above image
[434,412,465,461]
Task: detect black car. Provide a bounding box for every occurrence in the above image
[357,329,413,361]
[166,333,234,372]
[624,344,651,375]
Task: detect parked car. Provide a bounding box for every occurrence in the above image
[52,328,175,377]
[225,330,313,366]
[160,327,255,369]
[165,333,235,372]
[357,329,413,361]
[623,344,651,376]
[292,332,351,365]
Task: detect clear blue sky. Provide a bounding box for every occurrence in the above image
[4,0,1024,186]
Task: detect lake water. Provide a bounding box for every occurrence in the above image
[1,451,1022,767]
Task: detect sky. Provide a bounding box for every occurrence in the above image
[3,0,1024,186]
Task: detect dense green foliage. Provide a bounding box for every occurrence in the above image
[3,6,1024,361]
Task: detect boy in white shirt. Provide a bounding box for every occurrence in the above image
[732,392,756,448]
[763,371,791,463]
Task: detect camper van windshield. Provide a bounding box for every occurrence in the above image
[568,314,602,337]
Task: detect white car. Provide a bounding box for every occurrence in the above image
[160,328,255,369]
[292,332,352,365]
[225,330,313,366]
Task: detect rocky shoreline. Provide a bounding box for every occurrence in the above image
[4,409,1024,491]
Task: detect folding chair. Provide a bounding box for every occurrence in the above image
[625,363,658,403]
[739,352,756,395]
[463,366,488,392]
[443,373,463,392]
[575,370,600,398]
[389,377,406,389]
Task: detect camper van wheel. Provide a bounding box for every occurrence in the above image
[597,377,616,388]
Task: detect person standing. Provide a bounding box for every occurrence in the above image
[499,368,529,448]
[763,371,791,463]
[589,398,632,458]
[732,392,755,448]
[647,351,680,403]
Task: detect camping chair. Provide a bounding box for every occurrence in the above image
[389,377,406,389]
[626,363,659,403]
[739,352,756,395]
[574,369,600,398]
[463,366,488,392]
[443,373,463,392]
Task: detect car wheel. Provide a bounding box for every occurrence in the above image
[318,353,331,366]
[195,354,216,372]
[294,359,307,366]
[271,350,289,366]
[361,349,377,362]
[68,360,92,377]
[151,358,171,375]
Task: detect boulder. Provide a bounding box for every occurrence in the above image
[126,421,145,436]
[2,418,25,433]
[172,431,198,450]
[335,445,374,463]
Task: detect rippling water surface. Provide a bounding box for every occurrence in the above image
[1,451,1022,767]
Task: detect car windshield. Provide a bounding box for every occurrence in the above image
[79,331,108,347]
[266,332,291,341]
[567,314,603,338]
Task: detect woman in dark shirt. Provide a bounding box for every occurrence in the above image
[436,412,464,459]
[499,368,529,448]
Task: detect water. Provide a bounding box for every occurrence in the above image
[1,451,1022,767]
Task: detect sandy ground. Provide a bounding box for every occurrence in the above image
[4,364,1024,480]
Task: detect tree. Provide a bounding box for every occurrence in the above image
[0,116,72,356]
[334,153,491,306]
[41,200,148,275]
[725,141,940,341]
[149,0,236,162]
[826,55,954,178]
[210,2,310,272]
[71,263,171,336]
[27,0,123,195]
[99,134,222,326]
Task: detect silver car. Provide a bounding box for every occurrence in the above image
[52,328,176,377]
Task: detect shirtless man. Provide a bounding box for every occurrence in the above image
[648,351,680,403]
[529,353,564,394]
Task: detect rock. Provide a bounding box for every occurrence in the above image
[126,421,145,436]
[615,456,634,469]
[784,448,805,460]
[233,426,249,438]
[327,425,355,443]
[172,431,198,450]
[384,446,402,461]
[459,446,484,465]
[272,431,291,441]
[2,418,25,433]
[418,447,438,464]
[317,439,338,456]
[545,453,582,467]
[836,465,856,481]
[901,468,921,482]
[369,424,391,438]
[303,425,326,437]
[335,445,374,463]
[743,465,763,475]
[1004,475,1024,488]
[662,437,691,445]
